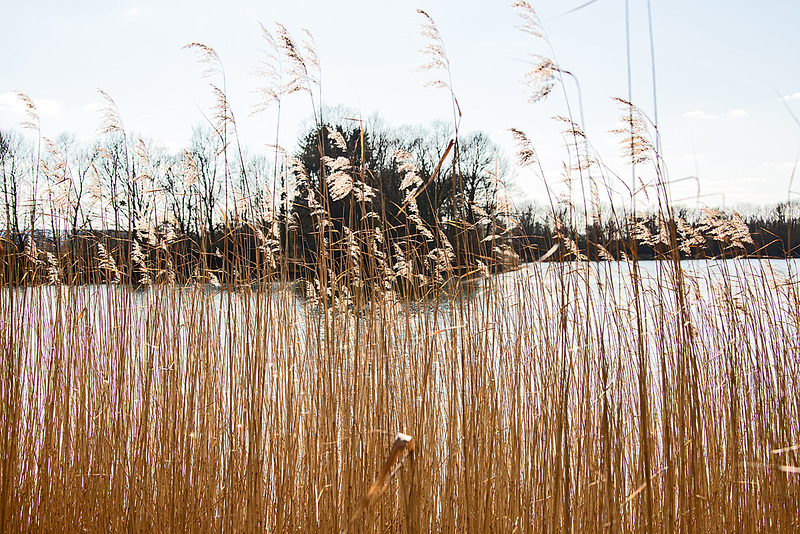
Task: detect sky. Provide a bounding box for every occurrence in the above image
[2,0,799,210]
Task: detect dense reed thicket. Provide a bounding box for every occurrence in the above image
[1,2,799,532]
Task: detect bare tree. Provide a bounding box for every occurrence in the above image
[458,130,508,225]
[405,120,454,224]
[96,133,128,231]
[42,133,100,238]
[161,152,200,239]
[187,125,223,247]
[0,130,26,248]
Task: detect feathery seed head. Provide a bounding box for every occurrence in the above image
[97,89,125,135]
[274,23,318,92]
[327,170,353,202]
[24,234,41,266]
[44,251,60,285]
[183,42,223,78]
[323,155,351,172]
[15,92,40,130]
[97,242,121,284]
[415,10,450,90]
[521,57,558,104]
[512,1,545,40]
[299,29,320,74]
[209,84,237,137]
[510,128,537,167]
[352,180,376,203]
[554,115,587,140]
[610,97,654,165]
[596,243,615,262]
[326,126,348,151]
[181,151,199,187]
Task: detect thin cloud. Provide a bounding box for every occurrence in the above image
[782,92,800,101]
[683,110,715,119]
[0,92,62,117]
[32,99,62,117]
[125,7,141,17]
[0,92,18,111]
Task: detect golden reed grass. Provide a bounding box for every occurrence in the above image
[1,4,799,533]
[1,250,798,532]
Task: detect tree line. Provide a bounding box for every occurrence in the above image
[0,115,521,287]
[2,112,798,288]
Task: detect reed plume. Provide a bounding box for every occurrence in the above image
[14,91,39,131]
[611,97,655,166]
[96,241,120,284]
[512,2,560,104]
[96,89,125,136]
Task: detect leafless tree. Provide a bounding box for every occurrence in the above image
[0,130,26,248]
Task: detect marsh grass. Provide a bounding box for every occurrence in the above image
[1,4,800,533]
[2,247,799,532]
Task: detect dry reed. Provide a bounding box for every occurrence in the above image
[1,5,799,534]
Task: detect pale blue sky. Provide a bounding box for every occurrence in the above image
[2,0,799,208]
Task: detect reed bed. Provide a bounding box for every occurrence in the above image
[2,3,800,533]
[0,255,798,532]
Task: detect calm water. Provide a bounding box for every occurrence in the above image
[3,258,797,428]
[3,258,798,363]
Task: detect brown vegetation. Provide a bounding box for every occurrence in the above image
[1,3,799,532]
